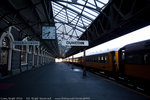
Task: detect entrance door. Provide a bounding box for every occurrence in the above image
[0,37,10,75]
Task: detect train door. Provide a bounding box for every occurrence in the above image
[112,52,116,72]
[0,37,10,75]
[118,48,125,74]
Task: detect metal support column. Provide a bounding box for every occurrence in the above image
[83,50,86,76]
[72,55,74,69]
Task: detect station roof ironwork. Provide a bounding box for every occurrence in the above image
[0,0,150,58]
[51,0,109,44]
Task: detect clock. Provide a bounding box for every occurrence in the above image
[42,26,56,39]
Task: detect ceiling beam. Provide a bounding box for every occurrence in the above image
[52,0,100,13]
[53,1,94,21]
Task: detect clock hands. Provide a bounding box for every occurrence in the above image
[46,31,51,36]
[43,31,51,37]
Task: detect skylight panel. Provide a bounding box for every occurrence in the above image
[75,30,82,36]
[52,2,63,9]
[78,19,84,27]
[86,3,96,9]
[70,16,79,22]
[56,16,66,23]
[58,10,66,17]
[96,1,104,8]
[84,7,99,16]
[80,18,90,25]
[68,16,76,22]
[57,25,64,32]
[65,25,72,33]
[76,26,86,32]
[56,14,66,20]
[54,19,59,23]
[77,22,84,27]
[53,5,63,10]
[64,35,70,39]
[72,4,84,10]
[55,23,62,30]
[68,29,73,34]
[88,0,95,5]
[59,2,67,6]
[83,11,95,19]
[77,0,85,5]
[66,12,78,19]
[81,16,92,24]
[98,0,109,4]
[67,13,78,21]
[67,4,82,13]
[70,21,77,25]
[67,9,78,16]
[86,1,97,9]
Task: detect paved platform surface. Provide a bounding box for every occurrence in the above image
[0,63,149,100]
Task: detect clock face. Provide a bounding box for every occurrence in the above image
[42,26,56,39]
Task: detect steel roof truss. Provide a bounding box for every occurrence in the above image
[52,0,100,13]
[54,1,93,21]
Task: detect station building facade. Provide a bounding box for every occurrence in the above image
[0,26,55,77]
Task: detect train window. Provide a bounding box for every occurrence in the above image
[144,54,150,65]
[87,58,89,62]
[95,56,98,62]
[91,57,93,62]
[97,56,99,62]
[93,57,95,62]
[122,53,125,60]
[94,57,96,62]
[126,54,143,64]
[98,57,100,62]
[101,56,104,60]
[105,56,108,63]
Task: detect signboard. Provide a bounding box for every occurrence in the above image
[62,40,89,46]
[11,41,40,45]
[42,26,56,39]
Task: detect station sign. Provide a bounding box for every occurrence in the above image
[62,40,89,46]
[11,41,40,45]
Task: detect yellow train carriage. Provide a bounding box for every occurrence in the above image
[80,51,119,72]
[119,39,150,81]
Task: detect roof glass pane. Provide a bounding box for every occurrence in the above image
[67,9,78,16]
[83,11,95,19]
[96,1,104,8]
[77,0,86,5]
[84,8,98,16]
[86,3,96,9]
[88,0,95,5]
[51,0,110,51]
[98,0,109,4]
[67,4,82,13]
[76,26,85,32]
[52,2,63,9]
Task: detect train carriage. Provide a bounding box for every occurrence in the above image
[119,40,150,80]
[66,39,150,82]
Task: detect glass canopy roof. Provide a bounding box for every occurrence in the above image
[51,0,109,45]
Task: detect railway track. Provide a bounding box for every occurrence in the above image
[87,68,150,97]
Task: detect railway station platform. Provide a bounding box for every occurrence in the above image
[0,63,149,100]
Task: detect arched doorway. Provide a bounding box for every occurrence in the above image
[0,37,10,75]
